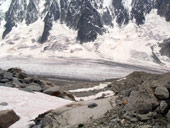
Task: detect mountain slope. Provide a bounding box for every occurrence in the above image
[0,0,170,66]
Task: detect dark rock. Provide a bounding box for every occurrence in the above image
[88,103,98,109]
[18,72,27,79]
[25,85,42,92]
[154,86,169,100]
[166,110,170,122]
[20,88,34,93]
[12,78,22,88]
[3,72,13,80]
[7,68,23,77]
[0,102,8,106]
[159,38,170,58]
[126,87,159,114]
[0,79,10,83]
[19,84,29,88]
[160,101,168,114]
[0,109,20,128]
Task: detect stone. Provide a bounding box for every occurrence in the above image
[0,109,20,128]
[126,87,159,114]
[166,110,170,122]
[160,101,168,114]
[0,83,5,86]
[154,86,169,99]
[167,123,170,128]
[12,78,22,87]
[0,79,10,83]
[20,88,34,93]
[18,72,27,79]
[25,85,42,92]
[137,112,153,122]
[139,125,152,128]
[43,86,62,95]
[3,72,13,80]
[0,102,8,106]
[88,103,98,108]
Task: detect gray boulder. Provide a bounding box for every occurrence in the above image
[0,102,8,106]
[154,86,169,99]
[0,79,10,83]
[88,103,98,108]
[12,78,22,88]
[126,87,159,114]
[0,109,20,128]
[3,72,13,80]
[159,38,170,58]
[167,110,170,122]
[25,85,42,92]
[137,112,153,122]
[160,101,168,114]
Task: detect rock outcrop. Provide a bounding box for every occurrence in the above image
[0,68,75,101]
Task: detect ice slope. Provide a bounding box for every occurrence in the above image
[0,86,72,128]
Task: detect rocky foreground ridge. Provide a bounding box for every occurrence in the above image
[1,68,170,127]
[32,71,170,128]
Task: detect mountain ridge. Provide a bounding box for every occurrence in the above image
[0,0,169,43]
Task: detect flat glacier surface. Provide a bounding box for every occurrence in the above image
[0,57,169,81]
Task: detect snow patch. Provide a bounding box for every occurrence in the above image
[0,86,72,128]
[75,90,114,101]
[69,82,110,93]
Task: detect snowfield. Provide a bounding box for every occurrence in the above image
[0,9,170,80]
[0,86,72,128]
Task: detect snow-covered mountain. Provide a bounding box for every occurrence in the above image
[0,0,170,66]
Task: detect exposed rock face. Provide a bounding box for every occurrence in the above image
[159,38,170,58]
[0,109,20,128]
[1,0,170,43]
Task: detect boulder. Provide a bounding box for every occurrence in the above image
[44,86,75,101]
[88,103,98,108]
[43,86,62,95]
[0,102,8,106]
[126,87,159,114]
[7,68,23,77]
[137,112,153,122]
[12,78,22,88]
[3,72,13,80]
[0,109,20,128]
[18,72,27,79]
[0,79,10,83]
[160,101,168,114]
[25,85,42,92]
[154,86,169,100]
[167,110,170,122]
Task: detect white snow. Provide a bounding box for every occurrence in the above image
[69,82,110,92]
[0,86,72,128]
[75,90,114,101]
[0,9,170,80]
[0,0,11,15]
[1,9,170,67]
[103,0,112,8]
